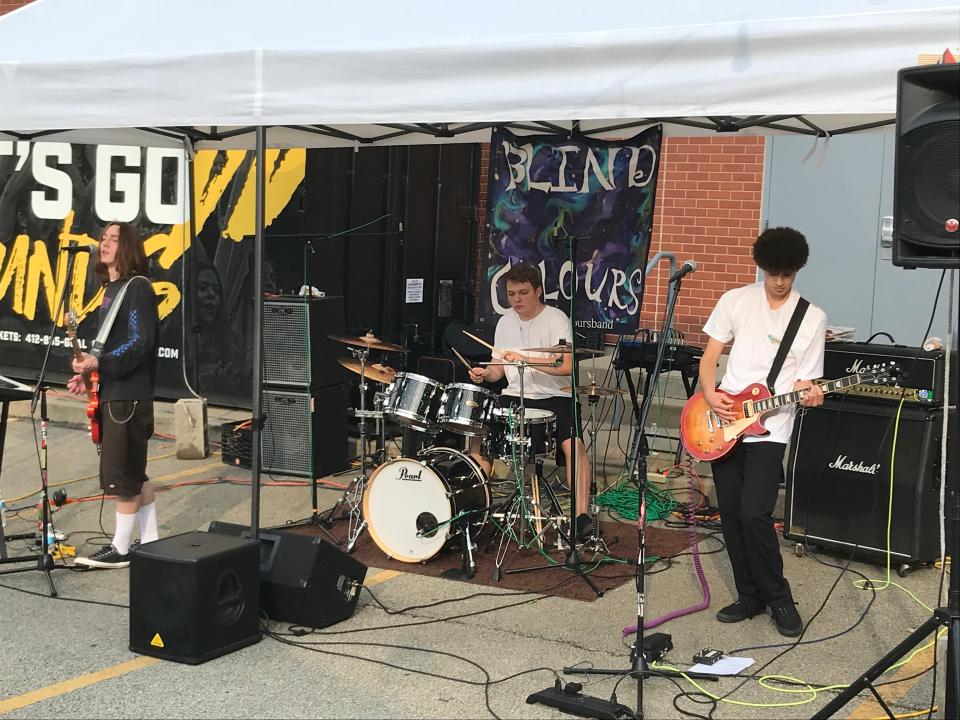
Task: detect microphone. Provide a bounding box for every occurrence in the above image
[62,243,92,253]
[669,260,697,283]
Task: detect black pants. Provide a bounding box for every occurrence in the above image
[99,399,154,497]
[712,440,791,608]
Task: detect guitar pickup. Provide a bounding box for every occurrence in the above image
[706,411,715,433]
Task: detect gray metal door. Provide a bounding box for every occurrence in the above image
[764,134,951,346]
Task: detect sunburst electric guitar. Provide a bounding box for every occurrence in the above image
[680,363,897,462]
[65,310,101,445]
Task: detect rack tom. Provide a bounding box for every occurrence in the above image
[437,383,497,436]
[381,372,444,432]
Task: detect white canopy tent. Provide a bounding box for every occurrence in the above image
[3,4,959,713]
[1,0,958,147]
[2,0,957,578]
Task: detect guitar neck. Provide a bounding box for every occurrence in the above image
[751,375,861,414]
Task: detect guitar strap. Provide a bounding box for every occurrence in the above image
[91,275,151,358]
[766,296,809,395]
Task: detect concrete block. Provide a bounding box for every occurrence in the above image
[175,398,209,459]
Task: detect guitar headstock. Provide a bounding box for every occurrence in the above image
[65,309,79,338]
[858,361,899,386]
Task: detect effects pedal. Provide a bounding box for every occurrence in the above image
[527,679,634,719]
[641,632,673,662]
[694,648,724,665]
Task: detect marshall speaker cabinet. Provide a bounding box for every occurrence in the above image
[784,397,942,568]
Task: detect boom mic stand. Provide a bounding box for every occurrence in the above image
[558,259,717,719]
[0,243,89,595]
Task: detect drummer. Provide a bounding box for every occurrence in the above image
[467,262,593,539]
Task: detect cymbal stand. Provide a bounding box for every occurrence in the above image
[321,345,379,551]
[582,388,609,554]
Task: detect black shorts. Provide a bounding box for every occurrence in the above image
[501,395,582,444]
[99,399,154,497]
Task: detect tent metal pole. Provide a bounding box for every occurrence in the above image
[250,125,266,539]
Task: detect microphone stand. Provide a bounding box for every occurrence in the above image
[557,261,717,719]
[0,244,88,595]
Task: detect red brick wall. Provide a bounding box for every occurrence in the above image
[473,136,765,345]
[641,136,765,347]
[0,0,34,15]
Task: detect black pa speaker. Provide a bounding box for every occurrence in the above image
[129,531,262,664]
[262,384,348,477]
[784,398,942,564]
[208,522,368,628]
[263,296,345,390]
[893,63,960,269]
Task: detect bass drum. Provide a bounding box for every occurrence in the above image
[362,447,490,562]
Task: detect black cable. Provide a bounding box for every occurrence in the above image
[0,580,128,609]
[363,584,546,615]
[262,624,558,720]
[728,550,877,655]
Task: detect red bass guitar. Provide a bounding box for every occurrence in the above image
[680,363,896,462]
[65,310,101,445]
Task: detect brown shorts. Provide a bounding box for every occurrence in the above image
[99,399,154,497]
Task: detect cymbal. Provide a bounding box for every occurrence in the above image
[338,358,397,384]
[328,332,407,353]
[561,383,627,398]
[521,344,605,357]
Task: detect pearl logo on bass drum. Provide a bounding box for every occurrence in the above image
[828,455,881,475]
[396,466,423,482]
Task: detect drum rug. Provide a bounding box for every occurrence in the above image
[289,520,706,602]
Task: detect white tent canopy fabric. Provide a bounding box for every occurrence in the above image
[1,0,958,147]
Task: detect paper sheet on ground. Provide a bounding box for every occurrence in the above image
[688,656,754,675]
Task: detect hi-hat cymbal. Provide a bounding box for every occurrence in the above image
[338,358,397,384]
[328,332,407,353]
[521,344,605,357]
[561,383,627,398]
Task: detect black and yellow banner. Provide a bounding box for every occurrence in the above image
[0,142,305,403]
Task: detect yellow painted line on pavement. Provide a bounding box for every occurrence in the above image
[365,569,402,587]
[846,642,935,719]
[0,656,158,716]
[153,461,224,484]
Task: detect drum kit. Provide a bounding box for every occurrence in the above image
[322,330,623,578]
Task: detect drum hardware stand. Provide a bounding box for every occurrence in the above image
[498,235,607,599]
[482,360,561,573]
[320,345,380,551]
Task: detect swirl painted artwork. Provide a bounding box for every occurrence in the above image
[480,126,661,334]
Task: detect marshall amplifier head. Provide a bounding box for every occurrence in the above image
[822,342,947,405]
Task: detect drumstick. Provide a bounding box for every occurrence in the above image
[461,330,501,355]
[451,347,472,371]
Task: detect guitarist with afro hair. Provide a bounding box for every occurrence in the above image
[699,227,827,637]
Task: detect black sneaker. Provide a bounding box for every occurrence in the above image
[716,600,764,623]
[771,602,803,637]
[75,545,130,569]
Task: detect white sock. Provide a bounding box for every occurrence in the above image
[138,502,159,544]
[112,511,137,555]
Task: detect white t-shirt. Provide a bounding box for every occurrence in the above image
[703,282,827,444]
[494,305,573,399]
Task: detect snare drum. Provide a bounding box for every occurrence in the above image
[481,407,556,465]
[362,447,490,562]
[381,372,444,432]
[437,383,497,436]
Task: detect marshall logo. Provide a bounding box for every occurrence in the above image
[829,455,881,475]
[396,466,423,482]
[845,358,869,374]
